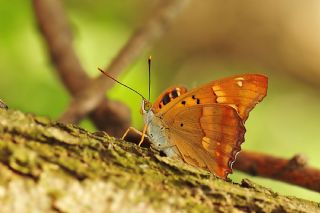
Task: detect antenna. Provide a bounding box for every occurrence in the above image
[148,56,151,101]
[98,68,146,100]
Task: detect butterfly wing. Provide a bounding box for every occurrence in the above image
[165,104,245,179]
[154,74,268,122]
[152,74,267,178]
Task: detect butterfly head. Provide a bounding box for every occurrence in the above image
[141,99,153,115]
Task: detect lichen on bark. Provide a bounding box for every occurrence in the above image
[0,109,318,213]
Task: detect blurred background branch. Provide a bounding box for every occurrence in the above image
[234,151,320,193]
[33,0,131,137]
[58,0,191,125]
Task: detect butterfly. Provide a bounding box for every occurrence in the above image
[99,67,268,179]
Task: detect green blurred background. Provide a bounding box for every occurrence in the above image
[0,1,319,202]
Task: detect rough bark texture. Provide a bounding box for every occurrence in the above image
[0,109,318,213]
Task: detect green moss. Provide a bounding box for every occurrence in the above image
[0,109,318,212]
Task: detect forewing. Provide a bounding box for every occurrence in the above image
[156,74,268,122]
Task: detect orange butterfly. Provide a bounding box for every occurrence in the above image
[99,66,268,179]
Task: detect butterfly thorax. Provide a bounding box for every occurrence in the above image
[143,107,181,158]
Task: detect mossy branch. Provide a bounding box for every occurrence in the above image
[0,109,318,212]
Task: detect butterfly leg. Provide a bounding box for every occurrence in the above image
[138,124,148,146]
[121,126,149,146]
[121,127,141,140]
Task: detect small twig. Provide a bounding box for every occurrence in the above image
[0,99,8,110]
[234,151,320,192]
[33,0,130,136]
[59,0,191,124]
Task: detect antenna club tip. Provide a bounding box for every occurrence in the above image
[148,56,152,61]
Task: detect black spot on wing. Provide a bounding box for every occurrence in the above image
[160,88,183,106]
[171,89,179,98]
[162,93,171,105]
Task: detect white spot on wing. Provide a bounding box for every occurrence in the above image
[235,77,244,87]
[237,81,243,87]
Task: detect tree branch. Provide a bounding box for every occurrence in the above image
[0,108,318,212]
[59,0,190,124]
[33,0,131,137]
[234,151,320,193]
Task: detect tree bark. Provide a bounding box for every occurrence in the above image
[0,109,318,213]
